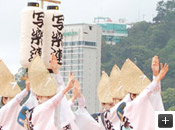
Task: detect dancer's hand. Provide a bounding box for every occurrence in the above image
[63,73,75,94]
[152,55,159,76]
[21,74,30,92]
[155,63,169,83]
[50,53,59,74]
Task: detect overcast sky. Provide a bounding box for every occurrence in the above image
[0,0,161,74]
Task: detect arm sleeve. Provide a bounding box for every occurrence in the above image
[141,81,158,98]
[68,99,74,107]
[68,96,86,108]
[55,73,65,88]
[41,90,64,111]
[150,76,164,111]
[153,76,161,92]
[122,94,132,102]
[77,96,86,108]
[11,88,28,106]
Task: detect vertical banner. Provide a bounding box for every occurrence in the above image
[42,6,64,69]
[20,2,44,68]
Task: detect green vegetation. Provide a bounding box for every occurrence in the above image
[101,0,175,110]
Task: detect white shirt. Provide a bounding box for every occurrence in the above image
[123,81,158,130]
[0,89,28,130]
[32,91,64,130]
[54,73,77,129]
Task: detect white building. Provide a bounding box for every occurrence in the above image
[60,23,102,113]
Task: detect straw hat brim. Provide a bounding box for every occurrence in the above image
[0,60,21,97]
[28,55,57,97]
[110,64,120,77]
[120,59,151,94]
[109,65,127,99]
[97,71,113,103]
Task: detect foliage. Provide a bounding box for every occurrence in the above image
[162,88,175,110]
[101,0,175,110]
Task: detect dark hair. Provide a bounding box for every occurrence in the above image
[1,97,8,105]
[130,93,137,100]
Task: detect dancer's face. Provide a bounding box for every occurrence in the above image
[130,93,138,100]
[102,102,114,110]
[1,97,13,105]
[113,98,121,104]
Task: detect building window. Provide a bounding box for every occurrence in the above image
[85,42,96,46]
[63,41,96,47]
[72,54,78,59]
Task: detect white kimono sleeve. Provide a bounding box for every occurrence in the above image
[3,88,29,109]
[149,76,164,111]
[23,90,38,109]
[54,73,76,128]
[31,91,64,130]
[0,89,28,130]
[123,81,158,130]
[77,96,86,108]
[97,94,131,130]
[74,99,103,130]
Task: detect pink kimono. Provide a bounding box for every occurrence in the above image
[95,75,164,130]
[123,81,159,130]
[31,91,64,130]
[0,89,28,130]
[54,73,78,130]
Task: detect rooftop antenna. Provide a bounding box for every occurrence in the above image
[39,0,61,9]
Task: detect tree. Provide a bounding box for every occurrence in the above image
[153,0,175,23]
[153,1,166,23]
[101,0,175,110]
[162,88,175,110]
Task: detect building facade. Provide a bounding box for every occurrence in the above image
[94,17,128,45]
[60,23,102,113]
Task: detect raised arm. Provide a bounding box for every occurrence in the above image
[12,75,30,106]
[50,53,65,88]
[71,80,86,107]
[146,63,169,97]
[41,72,75,110]
[151,55,161,92]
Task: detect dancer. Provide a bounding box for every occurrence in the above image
[117,59,168,130]
[0,60,30,130]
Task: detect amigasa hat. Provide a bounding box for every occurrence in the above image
[120,59,151,94]
[0,60,21,97]
[109,64,127,99]
[97,71,113,103]
[28,55,58,96]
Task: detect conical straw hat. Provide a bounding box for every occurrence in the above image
[0,60,21,97]
[28,55,57,96]
[109,64,120,78]
[109,65,127,99]
[97,71,113,103]
[120,59,151,94]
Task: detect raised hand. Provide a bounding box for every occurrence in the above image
[152,55,160,76]
[72,80,79,101]
[63,72,75,94]
[21,74,30,92]
[50,53,59,74]
[155,63,169,83]
[74,80,82,98]
[68,72,75,87]
[72,80,82,101]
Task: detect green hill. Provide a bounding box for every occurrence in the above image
[101,0,175,110]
